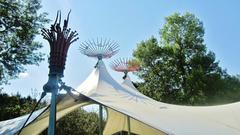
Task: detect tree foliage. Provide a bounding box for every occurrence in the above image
[0,91,104,134]
[0,0,49,85]
[0,91,46,121]
[56,108,103,135]
[39,107,104,135]
[133,13,240,105]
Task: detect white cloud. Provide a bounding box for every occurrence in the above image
[18,72,29,79]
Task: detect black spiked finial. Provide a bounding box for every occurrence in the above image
[79,38,119,60]
[65,10,71,28]
[41,10,79,77]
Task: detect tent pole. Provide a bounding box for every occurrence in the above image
[47,76,58,135]
[48,89,57,135]
[127,116,131,135]
[99,104,103,135]
[41,10,78,135]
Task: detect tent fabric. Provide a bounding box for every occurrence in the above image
[1,59,240,135]
[104,108,166,135]
[19,94,91,135]
[76,60,240,135]
[0,108,46,135]
[103,76,166,135]
[0,94,91,135]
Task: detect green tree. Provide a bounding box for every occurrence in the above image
[0,92,46,121]
[0,91,103,134]
[133,13,235,105]
[0,0,49,85]
[212,75,240,104]
[40,108,105,135]
[57,108,102,135]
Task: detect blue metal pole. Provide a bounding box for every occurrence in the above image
[48,90,57,135]
[46,76,58,135]
[41,10,78,135]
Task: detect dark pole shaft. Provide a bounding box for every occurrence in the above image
[99,104,103,135]
[127,116,131,135]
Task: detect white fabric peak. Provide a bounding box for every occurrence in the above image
[77,60,240,135]
[1,60,240,135]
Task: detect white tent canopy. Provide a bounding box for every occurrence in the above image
[0,94,91,135]
[77,60,240,135]
[1,60,240,135]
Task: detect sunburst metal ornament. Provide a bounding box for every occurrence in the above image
[80,39,119,135]
[79,38,119,60]
[110,58,140,79]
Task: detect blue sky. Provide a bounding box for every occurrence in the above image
[2,0,240,97]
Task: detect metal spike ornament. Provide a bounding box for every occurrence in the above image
[41,11,78,135]
[79,38,119,60]
[110,58,140,135]
[42,10,79,77]
[111,58,140,79]
[80,39,118,135]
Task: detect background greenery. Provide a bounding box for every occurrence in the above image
[0,91,46,121]
[0,0,240,134]
[133,13,240,105]
[0,0,48,86]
